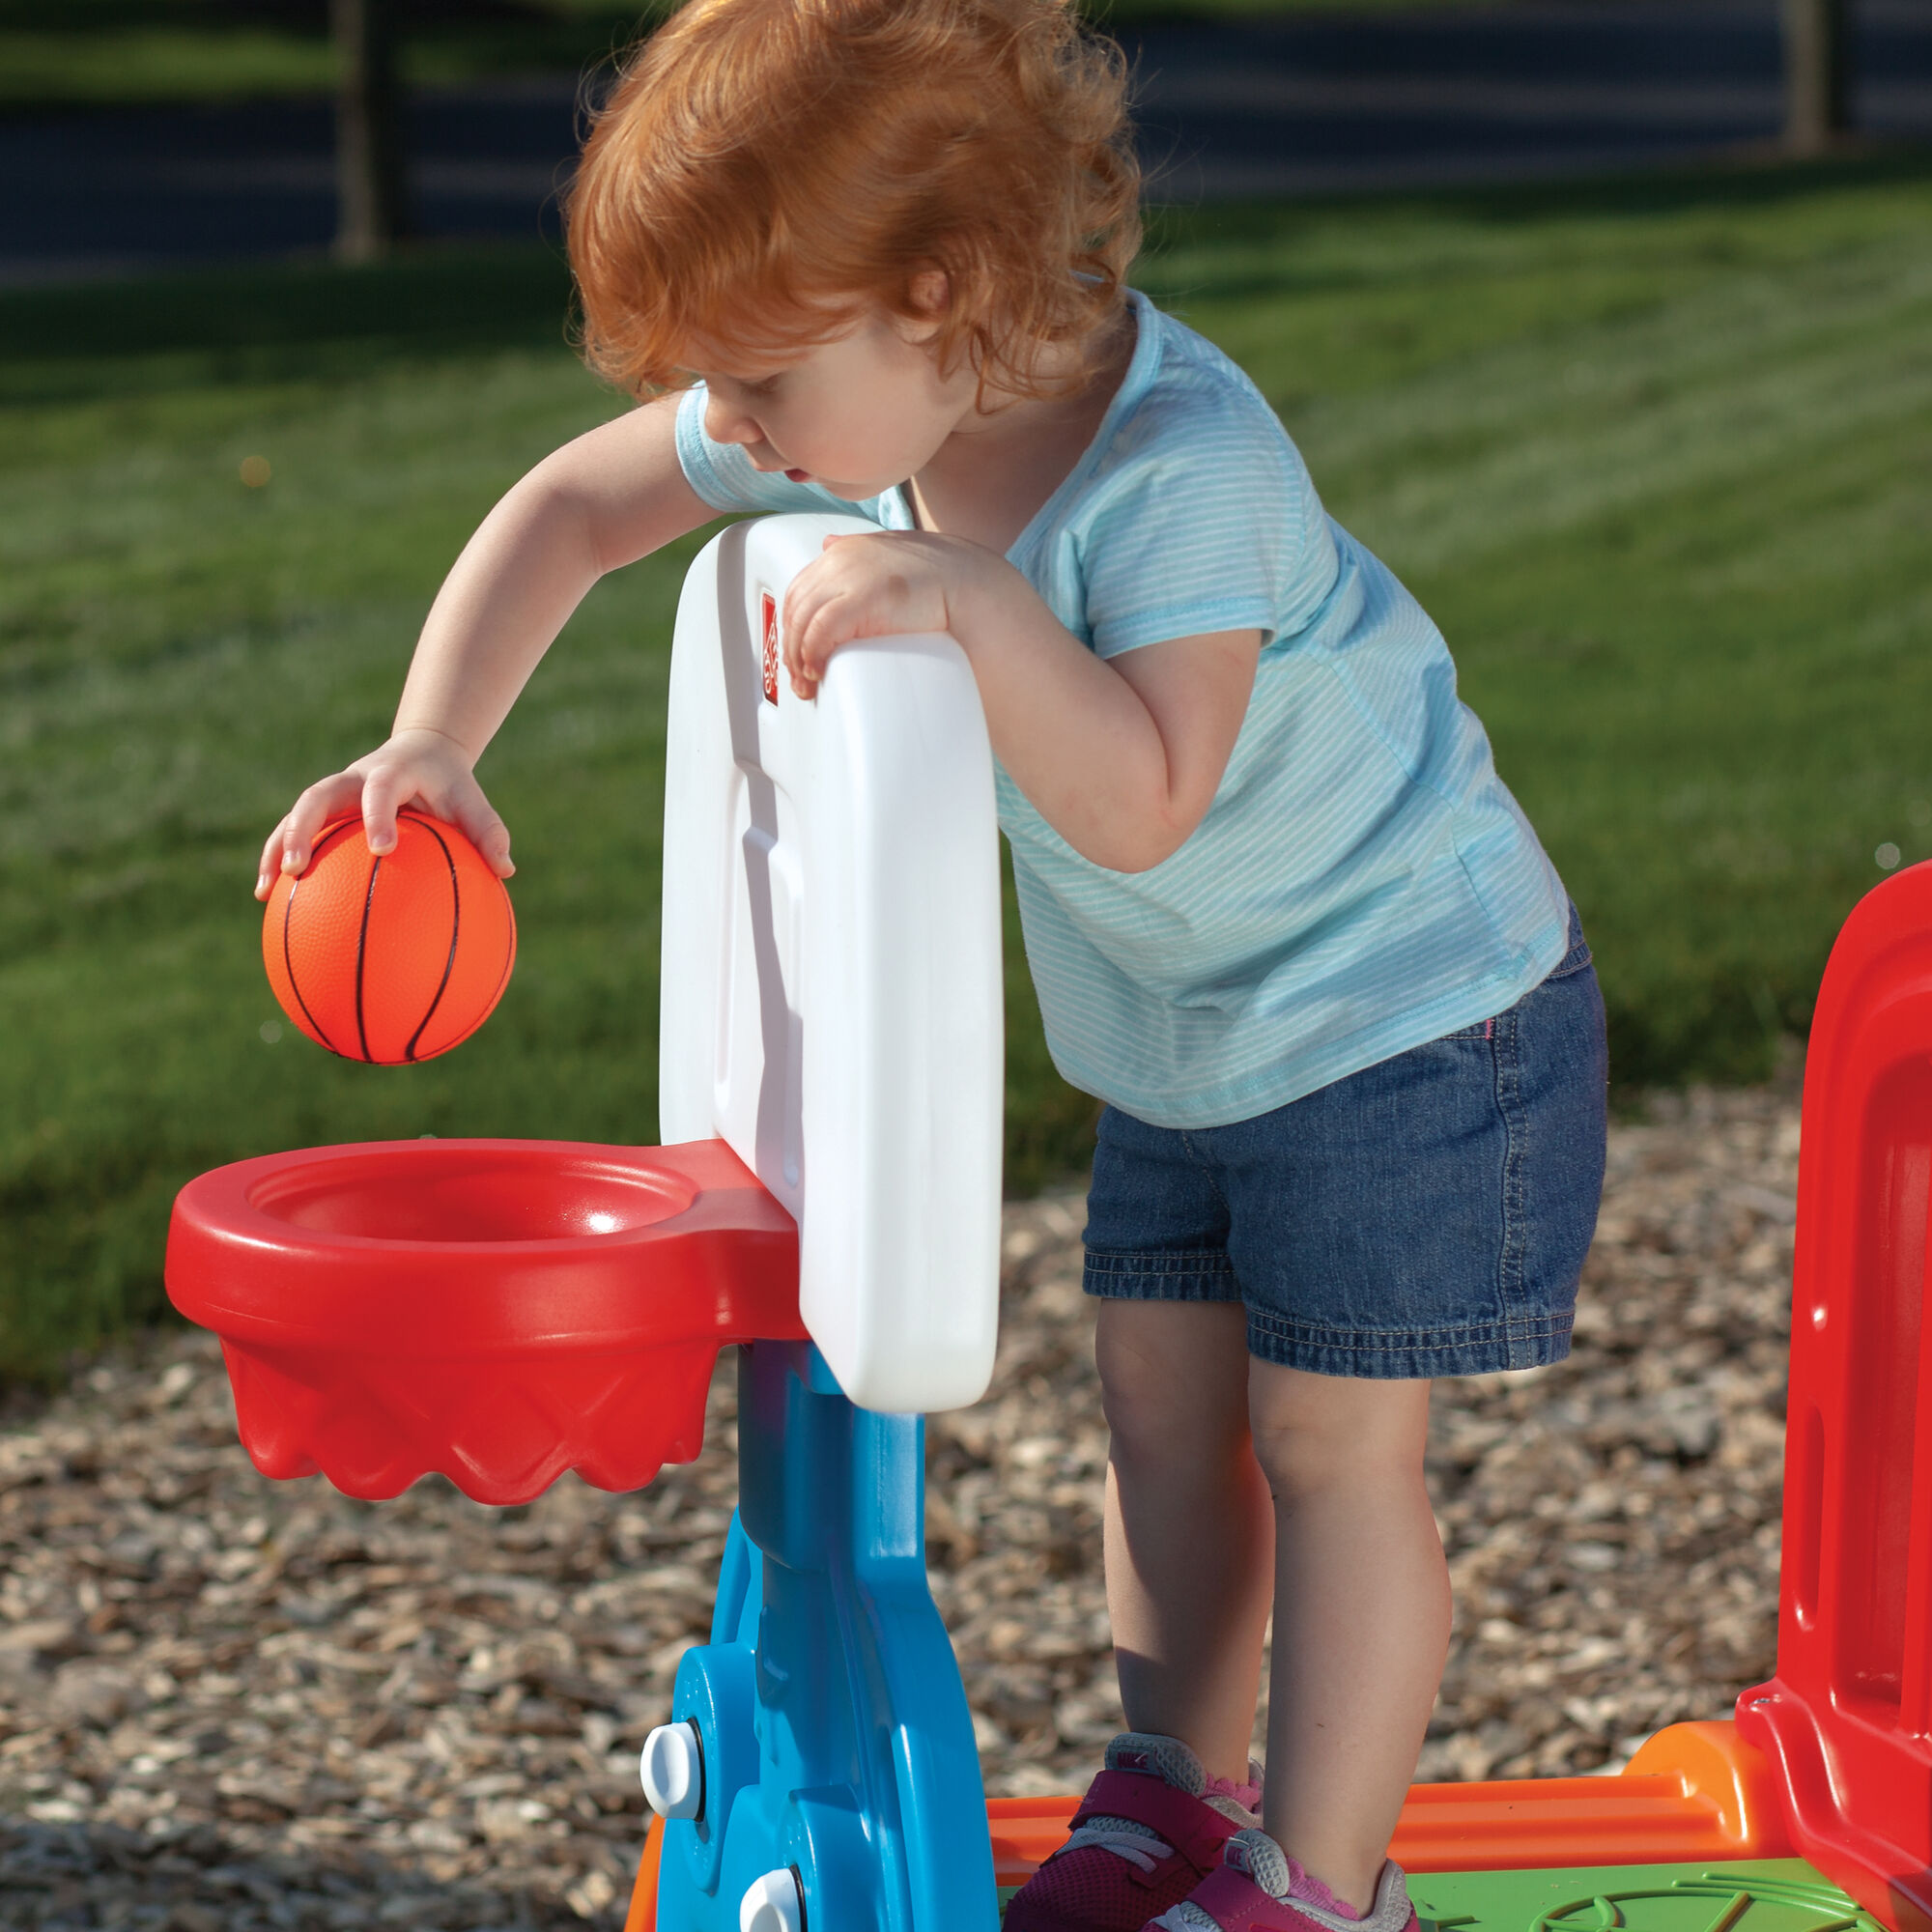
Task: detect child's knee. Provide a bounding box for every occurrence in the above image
[1096,1299,1250,1460]
[1246,1365,1430,1501]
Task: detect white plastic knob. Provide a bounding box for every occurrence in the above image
[639,1720,704,1820]
[740,1867,804,1932]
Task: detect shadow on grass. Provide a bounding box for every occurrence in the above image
[1140,144,1932,298]
[0,242,583,404]
[2,144,1922,381]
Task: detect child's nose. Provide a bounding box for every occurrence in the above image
[704,393,760,448]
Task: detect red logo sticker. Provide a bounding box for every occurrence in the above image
[760,592,779,705]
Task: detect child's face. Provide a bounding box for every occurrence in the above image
[688,301,973,498]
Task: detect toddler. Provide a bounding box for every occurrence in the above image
[257,4,1608,1928]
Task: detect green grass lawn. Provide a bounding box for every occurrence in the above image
[4,155,1930,1381]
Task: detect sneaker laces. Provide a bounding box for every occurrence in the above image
[1054,1815,1174,1874]
[1047,1735,1263,1879]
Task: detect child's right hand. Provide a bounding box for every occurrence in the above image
[255,727,515,900]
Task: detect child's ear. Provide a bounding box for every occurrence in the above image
[899,269,951,342]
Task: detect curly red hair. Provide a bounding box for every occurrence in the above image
[566,0,1141,402]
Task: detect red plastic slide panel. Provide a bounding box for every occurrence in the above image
[1738,862,1932,1932]
[166,1137,804,1505]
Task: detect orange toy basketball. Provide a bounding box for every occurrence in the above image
[263,810,516,1065]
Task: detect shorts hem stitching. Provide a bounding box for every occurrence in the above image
[1083,1249,1239,1303]
[1245,1308,1574,1379]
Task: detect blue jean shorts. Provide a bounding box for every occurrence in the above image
[1082,909,1607,1379]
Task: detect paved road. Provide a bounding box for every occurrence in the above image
[1136,0,1931,198]
[2,0,1928,284]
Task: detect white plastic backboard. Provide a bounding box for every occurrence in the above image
[658,515,1004,1413]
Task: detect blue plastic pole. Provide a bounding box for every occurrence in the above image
[653,1343,1000,1931]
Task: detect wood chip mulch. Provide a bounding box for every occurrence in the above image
[0,1085,1798,1928]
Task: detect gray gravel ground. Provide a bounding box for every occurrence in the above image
[0,1083,1798,1928]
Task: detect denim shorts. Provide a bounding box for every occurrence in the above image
[1082,908,1607,1379]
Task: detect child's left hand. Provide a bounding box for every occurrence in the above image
[781,530,996,698]
[781,524,1262,873]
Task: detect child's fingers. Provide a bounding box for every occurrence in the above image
[784,604,835,697]
[781,583,825,696]
[782,567,864,695]
[451,787,515,878]
[275,774,364,882]
[255,820,293,899]
[357,767,411,857]
[784,534,944,694]
[792,588,880,694]
[783,616,823,687]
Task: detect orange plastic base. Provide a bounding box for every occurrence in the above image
[625,1817,663,1932]
[624,1720,1791,1924]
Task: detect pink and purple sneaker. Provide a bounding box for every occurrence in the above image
[1145,1829,1419,1932]
[1003,1733,1263,1932]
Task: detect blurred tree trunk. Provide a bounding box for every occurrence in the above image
[1782,0,1851,156]
[333,0,410,260]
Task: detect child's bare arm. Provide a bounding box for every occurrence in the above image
[782,530,1262,873]
[257,393,715,896]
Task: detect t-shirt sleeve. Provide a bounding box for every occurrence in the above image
[1075,389,1335,661]
[674,383,889,520]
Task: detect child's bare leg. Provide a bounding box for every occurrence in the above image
[1250,1361,1448,1914]
[1097,1298,1276,1784]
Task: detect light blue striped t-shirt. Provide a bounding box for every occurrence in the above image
[672,287,1571,1128]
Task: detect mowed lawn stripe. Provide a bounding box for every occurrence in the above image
[3,162,1929,1376]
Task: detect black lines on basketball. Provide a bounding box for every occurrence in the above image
[264,810,514,1064]
[405,820,464,1064]
[284,818,357,1058]
[353,854,383,1064]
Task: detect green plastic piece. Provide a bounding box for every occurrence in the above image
[996,1859,1877,1931]
[1409,1860,1880,1932]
